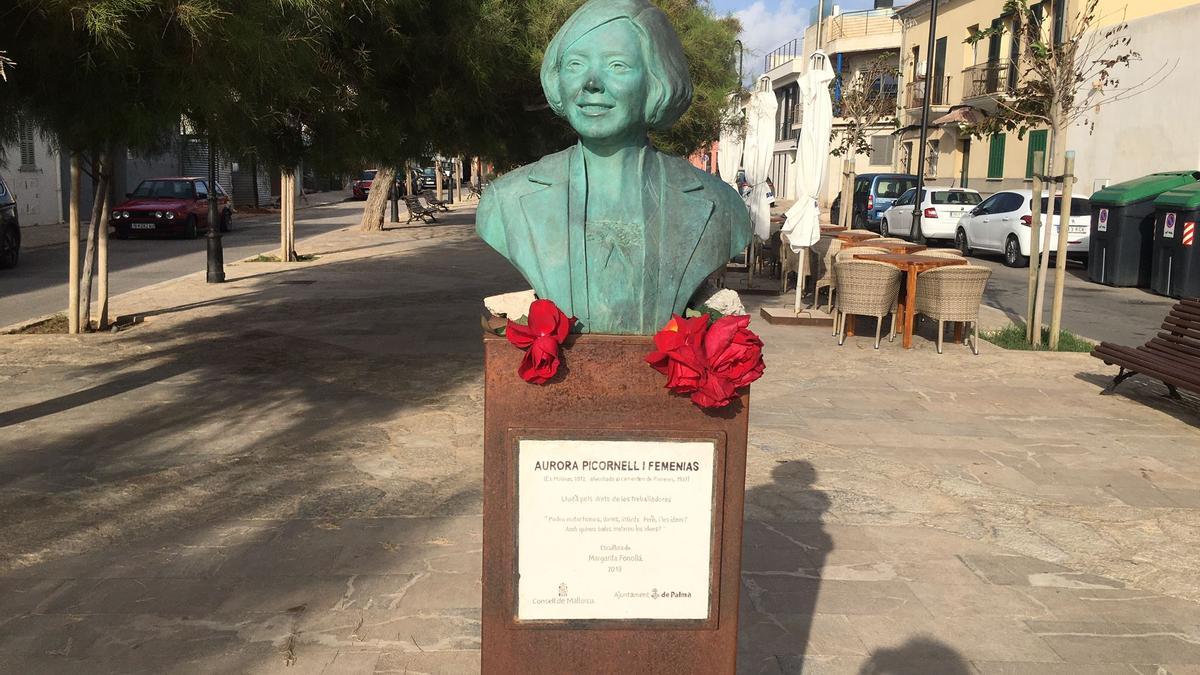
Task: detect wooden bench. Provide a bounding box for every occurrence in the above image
[403,196,438,224]
[1091,298,1200,400]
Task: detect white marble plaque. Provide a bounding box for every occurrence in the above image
[516,439,716,621]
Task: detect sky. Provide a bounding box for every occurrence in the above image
[711,0,881,78]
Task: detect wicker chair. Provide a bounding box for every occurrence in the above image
[835,246,886,263]
[848,229,875,235]
[834,260,903,349]
[918,249,965,259]
[915,265,993,354]
[862,237,906,245]
[812,237,842,311]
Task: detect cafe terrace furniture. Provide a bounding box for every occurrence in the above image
[842,239,928,255]
[914,265,993,354]
[834,260,902,349]
[835,230,879,243]
[853,253,968,349]
[916,249,965,259]
[1091,298,1200,400]
[812,237,843,312]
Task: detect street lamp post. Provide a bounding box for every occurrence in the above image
[911,0,940,245]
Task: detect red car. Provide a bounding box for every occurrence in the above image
[111,177,232,238]
[351,169,406,200]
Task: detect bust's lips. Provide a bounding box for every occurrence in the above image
[576,102,614,116]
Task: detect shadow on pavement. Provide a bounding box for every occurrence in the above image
[857,637,972,674]
[0,231,523,672]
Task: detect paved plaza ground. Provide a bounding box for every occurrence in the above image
[0,201,1198,673]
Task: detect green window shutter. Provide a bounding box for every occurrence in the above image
[988,133,1006,179]
[1026,129,1048,179]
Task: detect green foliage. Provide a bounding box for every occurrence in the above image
[981,323,1094,352]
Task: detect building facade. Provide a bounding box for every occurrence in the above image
[894,0,1200,195]
[2,119,63,227]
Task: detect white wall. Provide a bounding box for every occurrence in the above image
[1,138,62,227]
[1071,2,1200,193]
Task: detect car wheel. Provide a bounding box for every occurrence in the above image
[880,218,890,237]
[184,215,199,239]
[853,213,868,230]
[1004,235,1029,267]
[956,228,972,256]
[0,224,19,269]
[220,210,232,233]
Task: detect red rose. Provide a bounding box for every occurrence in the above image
[704,315,765,389]
[506,299,576,384]
[645,315,709,393]
[646,313,765,409]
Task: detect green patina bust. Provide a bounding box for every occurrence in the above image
[477,0,751,335]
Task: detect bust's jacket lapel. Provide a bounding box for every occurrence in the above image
[654,152,716,324]
[518,148,574,317]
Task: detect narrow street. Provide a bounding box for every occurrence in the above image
[0,196,369,329]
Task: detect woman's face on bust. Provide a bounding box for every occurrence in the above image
[558,19,649,146]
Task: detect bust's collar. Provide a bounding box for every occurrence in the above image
[527,143,704,193]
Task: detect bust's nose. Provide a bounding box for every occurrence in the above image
[583,70,604,94]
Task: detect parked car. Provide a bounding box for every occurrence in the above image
[0,174,20,269]
[880,187,982,241]
[110,177,232,239]
[954,189,1092,267]
[417,166,457,192]
[351,169,406,200]
[831,173,918,231]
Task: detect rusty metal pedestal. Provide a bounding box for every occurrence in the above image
[482,332,750,674]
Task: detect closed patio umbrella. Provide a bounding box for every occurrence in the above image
[743,77,777,242]
[781,51,835,311]
[717,99,744,191]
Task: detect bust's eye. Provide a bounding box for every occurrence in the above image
[609,61,630,72]
[565,59,585,72]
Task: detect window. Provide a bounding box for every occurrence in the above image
[976,193,1002,214]
[194,180,209,198]
[931,190,982,205]
[869,135,895,165]
[987,133,1006,179]
[926,139,939,177]
[1052,0,1066,45]
[896,188,916,206]
[876,178,915,199]
[131,180,196,199]
[1025,129,1047,179]
[1040,196,1091,217]
[994,192,1025,213]
[775,83,799,142]
[18,119,36,170]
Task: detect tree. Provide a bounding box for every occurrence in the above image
[965,0,1155,347]
[829,54,900,159]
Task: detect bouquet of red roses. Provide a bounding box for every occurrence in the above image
[645,314,765,409]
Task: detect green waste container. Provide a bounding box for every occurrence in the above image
[1088,171,1200,287]
[1151,182,1200,298]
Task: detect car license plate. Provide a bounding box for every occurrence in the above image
[131,223,155,229]
[1068,226,1087,235]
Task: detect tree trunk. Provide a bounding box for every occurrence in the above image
[359,165,396,231]
[80,151,111,330]
[435,158,444,203]
[404,162,413,197]
[251,156,260,208]
[281,171,297,260]
[97,171,111,330]
[1049,152,1076,350]
[1031,121,1060,347]
[1025,150,1045,343]
[68,154,82,335]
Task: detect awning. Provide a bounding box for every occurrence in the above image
[932,106,985,127]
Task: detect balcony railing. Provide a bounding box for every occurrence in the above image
[963,59,1018,100]
[763,39,801,73]
[825,8,903,42]
[904,77,951,109]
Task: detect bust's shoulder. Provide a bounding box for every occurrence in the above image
[658,152,743,209]
[486,147,574,199]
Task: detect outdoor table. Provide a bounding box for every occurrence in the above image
[834,231,879,243]
[841,240,928,255]
[853,253,968,349]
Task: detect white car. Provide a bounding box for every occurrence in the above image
[954,189,1092,268]
[880,187,983,241]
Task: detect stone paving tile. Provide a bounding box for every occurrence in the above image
[973,663,1143,674]
[906,581,1058,620]
[738,612,868,659]
[849,614,1063,663]
[374,649,480,674]
[1027,621,1200,664]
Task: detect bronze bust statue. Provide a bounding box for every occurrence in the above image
[477,0,751,335]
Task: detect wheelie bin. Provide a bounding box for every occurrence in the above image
[1088,171,1200,287]
[1151,182,1200,298]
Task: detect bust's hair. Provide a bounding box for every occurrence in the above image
[540,0,693,131]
